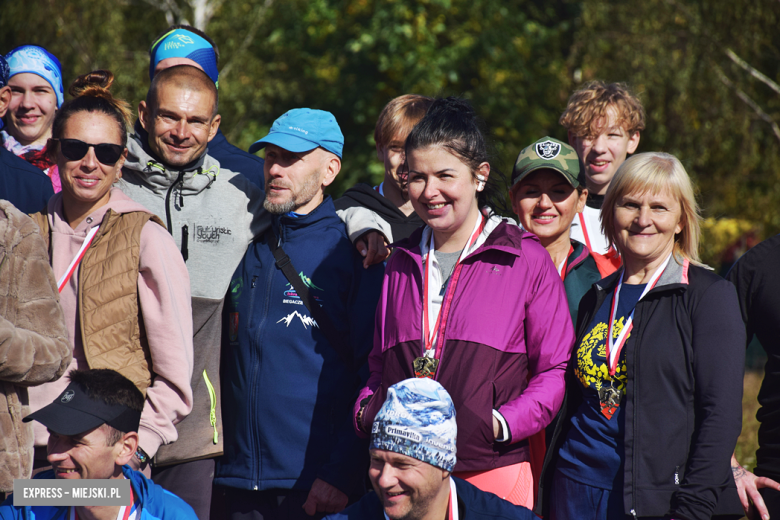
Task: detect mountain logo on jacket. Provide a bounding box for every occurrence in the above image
[277,311,319,329]
[283,271,324,305]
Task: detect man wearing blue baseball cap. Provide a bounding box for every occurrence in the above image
[215,108,384,520]
[0,54,54,213]
[324,378,538,520]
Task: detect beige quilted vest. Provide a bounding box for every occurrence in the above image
[31,209,165,395]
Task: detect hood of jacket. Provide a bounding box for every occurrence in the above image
[123,122,219,197]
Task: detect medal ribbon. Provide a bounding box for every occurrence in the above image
[605,253,672,376]
[577,212,593,252]
[422,213,486,359]
[559,244,574,282]
[57,225,100,293]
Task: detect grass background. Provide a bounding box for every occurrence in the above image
[738,371,763,473]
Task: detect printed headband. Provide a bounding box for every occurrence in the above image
[149,28,219,87]
[5,45,64,107]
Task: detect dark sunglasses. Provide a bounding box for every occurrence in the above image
[55,138,125,165]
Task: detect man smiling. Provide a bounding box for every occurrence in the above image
[118,64,268,519]
[560,81,645,275]
[0,369,195,520]
[325,378,537,520]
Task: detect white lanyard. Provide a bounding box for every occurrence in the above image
[57,225,100,293]
[606,253,671,374]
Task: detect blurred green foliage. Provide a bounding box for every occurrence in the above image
[2,0,778,266]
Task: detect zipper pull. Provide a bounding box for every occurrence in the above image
[674,466,680,485]
[181,225,189,262]
[251,275,258,288]
[630,509,637,519]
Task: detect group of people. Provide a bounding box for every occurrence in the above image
[0,22,778,520]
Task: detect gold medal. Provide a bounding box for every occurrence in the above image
[413,357,439,379]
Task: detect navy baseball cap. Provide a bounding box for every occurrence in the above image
[249,108,344,158]
[24,381,141,436]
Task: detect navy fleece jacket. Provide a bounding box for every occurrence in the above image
[216,196,384,495]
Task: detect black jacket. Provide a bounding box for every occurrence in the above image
[538,258,745,520]
[727,234,780,480]
[334,183,424,243]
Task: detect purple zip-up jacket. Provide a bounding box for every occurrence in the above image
[355,219,575,472]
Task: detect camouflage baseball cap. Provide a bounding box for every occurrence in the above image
[511,136,580,189]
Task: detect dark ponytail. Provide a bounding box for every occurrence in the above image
[405,97,506,213]
[51,70,131,147]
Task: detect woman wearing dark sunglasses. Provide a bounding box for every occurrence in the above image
[26,70,195,474]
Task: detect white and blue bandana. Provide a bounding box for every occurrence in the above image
[5,45,64,107]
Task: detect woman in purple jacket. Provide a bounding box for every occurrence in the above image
[353,97,575,508]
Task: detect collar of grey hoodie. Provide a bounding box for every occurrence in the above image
[122,131,220,197]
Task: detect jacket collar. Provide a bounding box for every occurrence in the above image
[271,196,339,239]
[566,240,591,276]
[395,214,532,264]
[595,253,691,294]
[123,121,218,196]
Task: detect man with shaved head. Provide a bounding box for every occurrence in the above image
[118,64,268,520]
[147,24,265,187]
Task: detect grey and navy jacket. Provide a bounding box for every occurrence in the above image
[119,126,269,465]
[215,198,384,495]
[539,257,745,520]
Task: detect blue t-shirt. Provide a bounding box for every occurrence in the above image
[557,282,646,489]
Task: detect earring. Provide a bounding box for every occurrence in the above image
[476,174,486,192]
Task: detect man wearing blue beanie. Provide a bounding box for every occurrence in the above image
[325,378,538,520]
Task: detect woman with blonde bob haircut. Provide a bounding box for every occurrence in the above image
[601,152,702,265]
[538,152,746,519]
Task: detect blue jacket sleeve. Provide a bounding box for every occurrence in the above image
[317,257,385,495]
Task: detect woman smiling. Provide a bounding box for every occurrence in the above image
[510,137,601,324]
[354,98,574,507]
[539,152,745,519]
[27,70,194,473]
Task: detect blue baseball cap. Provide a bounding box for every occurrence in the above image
[249,108,344,159]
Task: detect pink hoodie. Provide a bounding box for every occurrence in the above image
[28,187,194,457]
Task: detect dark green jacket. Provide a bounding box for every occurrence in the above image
[562,240,602,324]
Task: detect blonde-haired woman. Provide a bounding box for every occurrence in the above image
[538,152,745,519]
